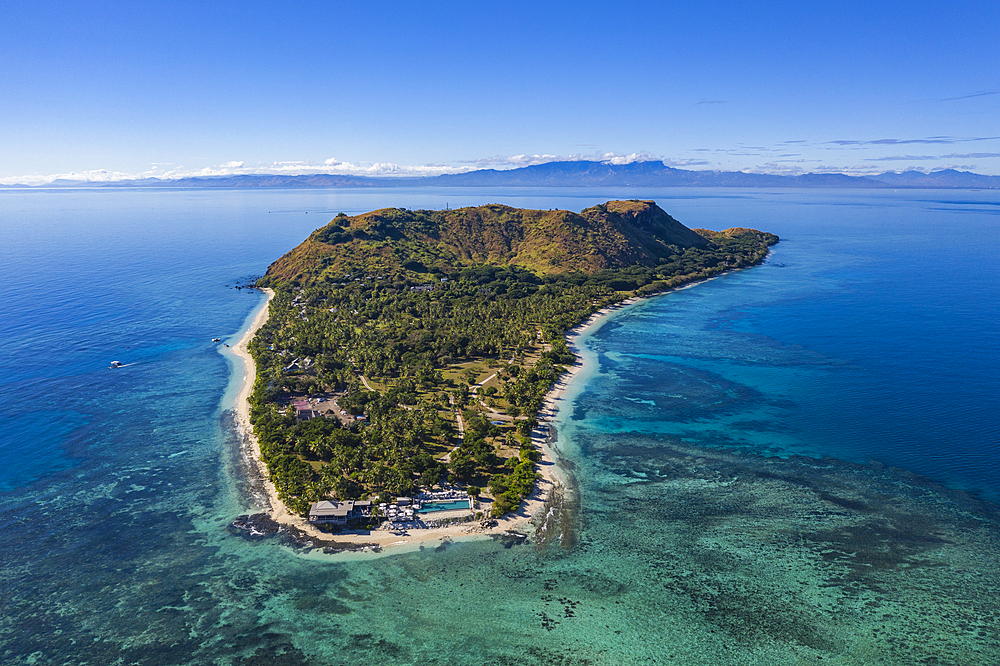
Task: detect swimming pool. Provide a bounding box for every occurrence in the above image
[417,499,471,513]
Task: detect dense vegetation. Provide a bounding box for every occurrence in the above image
[248,201,778,517]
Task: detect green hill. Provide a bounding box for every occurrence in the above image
[248,201,778,518]
[259,200,716,286]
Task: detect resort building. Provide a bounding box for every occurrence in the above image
[292,398,317,421]
[308,500,372,526]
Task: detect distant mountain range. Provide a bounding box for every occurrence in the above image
[4,161,999,189]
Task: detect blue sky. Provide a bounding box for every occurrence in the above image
[2,0,998,183]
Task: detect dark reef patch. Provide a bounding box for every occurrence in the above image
[235,643,313,666]
[559,427,1000,662]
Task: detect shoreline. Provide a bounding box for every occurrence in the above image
[229,287,285,523]
[227,277,715,556]
[535,296,644,433]
[228,288,565,555]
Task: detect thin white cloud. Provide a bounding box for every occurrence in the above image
[461,153,561,167]
[0,158,479,186]
[4,149,994,187]
[868,152,1000,162]
[938,90,1000,102]
[663,159,713,167]
[745,163,810,176]
[747,162,887,176]
[0,168,166,186]
[929,164,977,171]
[459,151,663,168]
[828,136,1000,146]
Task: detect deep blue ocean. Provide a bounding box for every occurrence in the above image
[2,187,998,665]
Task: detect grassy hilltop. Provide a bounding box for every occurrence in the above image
[261,200,713,285]
[249,201,778,518]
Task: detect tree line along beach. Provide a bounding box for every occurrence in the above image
[4,187,999,664]
[226,200,778,553]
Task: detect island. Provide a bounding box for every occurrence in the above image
[239,200,778,548]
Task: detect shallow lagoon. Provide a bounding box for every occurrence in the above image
[1,187,998,664]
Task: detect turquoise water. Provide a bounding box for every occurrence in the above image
[2,187,998,664]
[417,500,472,513]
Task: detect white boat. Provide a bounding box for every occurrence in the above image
[109,361,123,369]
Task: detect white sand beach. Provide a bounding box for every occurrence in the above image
[229,289,639,554]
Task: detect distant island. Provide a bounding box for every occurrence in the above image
[241,200,778,541]
[7,160,1000,189]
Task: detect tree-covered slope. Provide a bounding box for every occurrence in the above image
[259,200,712,286]
[249,201,778,518]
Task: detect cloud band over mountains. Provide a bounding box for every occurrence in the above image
[3,138,1000,186]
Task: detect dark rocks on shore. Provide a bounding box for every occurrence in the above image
[494,530,529,548]
[230,513,281,538]
[230,513,380,553]
[229,275,263,291]
[283,522,380,554]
